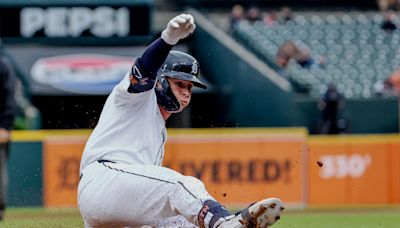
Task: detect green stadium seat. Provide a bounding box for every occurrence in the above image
[234,12,398,98]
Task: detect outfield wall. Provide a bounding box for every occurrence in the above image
[8,129,400,207]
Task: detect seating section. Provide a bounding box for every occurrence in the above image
[234,13,399,99]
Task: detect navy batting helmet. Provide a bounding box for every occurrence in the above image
[156,51,207,112]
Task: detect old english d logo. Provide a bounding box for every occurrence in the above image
[191,61,199,75]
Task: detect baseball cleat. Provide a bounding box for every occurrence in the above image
[218,198,284,228]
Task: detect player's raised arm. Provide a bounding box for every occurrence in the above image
[128,14,196,93]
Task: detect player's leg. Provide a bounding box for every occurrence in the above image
[148,192,284,228]
[78,161,214,227]
[151,215,196,227]
[78,161,283,228]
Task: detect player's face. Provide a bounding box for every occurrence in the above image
[168,78,193,112]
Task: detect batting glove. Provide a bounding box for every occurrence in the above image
[161,14,196,45]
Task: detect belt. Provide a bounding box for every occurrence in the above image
[97,160,115,164]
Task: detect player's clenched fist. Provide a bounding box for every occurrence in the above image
[161,14,196,45]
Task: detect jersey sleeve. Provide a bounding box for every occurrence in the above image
[114,72,155,101]
[110,38,173,104]
[127,38,173,93]
[127,61,157,93]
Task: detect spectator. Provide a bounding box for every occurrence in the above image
[229,4,244,31]
[389,69,400,94]
[0,55,16,220]
[275,41,297,78]
[278,41,299,61]
[263,10,278,27]
[375,69,400,97]
[295,50,315,68]
[279,6,293,24]
[276,51,291,69]
[318,83,345,134]
[246,6,262,23]
[276,41,324,70]
[377,0,387,11]
[275,41,299,78]
[374,78,396,97]
[380,10,398,32]
[377,0,399,11]
[294,47,326,69]
[275,51,291,79]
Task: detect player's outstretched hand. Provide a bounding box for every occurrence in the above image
[161,14,196,45]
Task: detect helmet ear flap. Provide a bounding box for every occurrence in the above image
[155,76,181,112]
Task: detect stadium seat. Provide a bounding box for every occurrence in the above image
[234,12,399,98]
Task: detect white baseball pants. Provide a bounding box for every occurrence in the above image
[78,161,214,227]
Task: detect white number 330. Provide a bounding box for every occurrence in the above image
[319,154,372,179]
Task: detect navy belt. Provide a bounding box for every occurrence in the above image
[98,160,115,163]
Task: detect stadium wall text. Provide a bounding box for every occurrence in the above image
[9,129,400,207]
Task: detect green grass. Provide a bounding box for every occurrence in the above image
[274,207,400,228]
[2,207,83,228]
[1,206,400,227]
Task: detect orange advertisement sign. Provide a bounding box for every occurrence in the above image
[163,131,307,206]
[43,129,307,207]
[308,136,400,205]
[389,142,400,203]
[43,136,87,207]
[41,130,400,207]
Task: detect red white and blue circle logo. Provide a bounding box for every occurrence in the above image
[31,54,134,94]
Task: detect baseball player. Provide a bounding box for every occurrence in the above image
[78,14,284,228]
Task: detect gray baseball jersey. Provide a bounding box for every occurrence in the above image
[80,73,167,172]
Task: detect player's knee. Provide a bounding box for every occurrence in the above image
[172,175,204,190]
[182,175,206,189]
[170,175,206,198]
